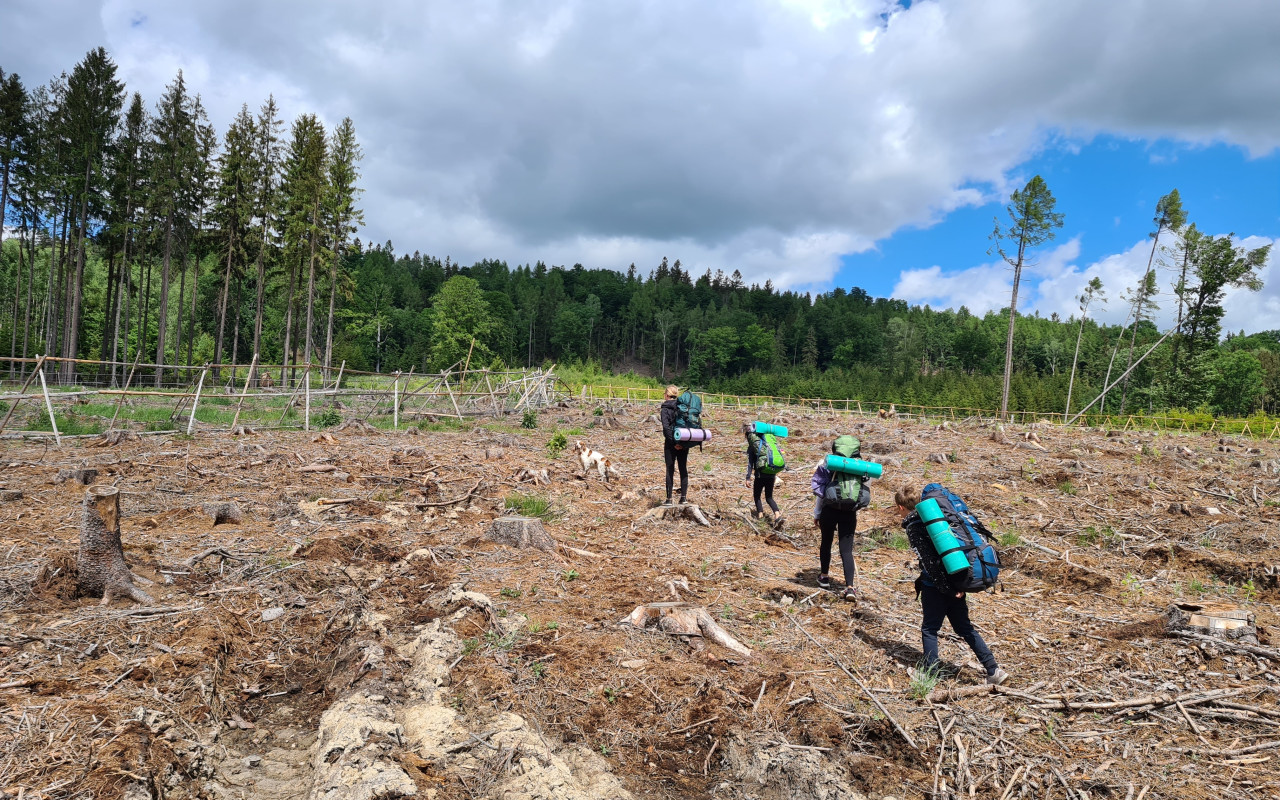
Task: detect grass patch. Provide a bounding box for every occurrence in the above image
[887,531,911,551]
[1077,525,1119,548]
[1056,480,1076,495]
[909,662,945,700]
[996,531,1021,548]
[504,493,558,521]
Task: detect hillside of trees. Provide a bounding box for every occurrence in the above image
[1,49,1277,418]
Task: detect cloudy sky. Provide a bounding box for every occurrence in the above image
[4,0,1279,331]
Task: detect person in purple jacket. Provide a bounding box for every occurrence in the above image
[809,436,869,601]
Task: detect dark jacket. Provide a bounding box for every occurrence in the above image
[660,399,678,442]
[745,436,758,480]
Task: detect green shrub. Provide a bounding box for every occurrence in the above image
[521,409,538,429]
[547,430,568,458]
[315,408,342,428]
[593,406,605,416]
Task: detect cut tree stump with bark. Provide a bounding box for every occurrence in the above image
[335,419,378,435]
[484,516,557,552]
[55,468,99,485]
[87,430,140,448]
[78,485,154,606]
[0,490,24,502]
[200,501,244,527]
[623,602,752,658]
[639,503,712,527]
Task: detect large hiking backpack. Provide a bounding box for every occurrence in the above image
[905,484,1001,593]
[822,435,869,511]
[675,391,703,429]
[749,431,786,475]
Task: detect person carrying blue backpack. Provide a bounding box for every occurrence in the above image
[894,485,1009,686]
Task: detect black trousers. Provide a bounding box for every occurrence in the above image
[920,583,998,674]
[664,439,689,501]
[753,473,779,514]
[818,507,857,586]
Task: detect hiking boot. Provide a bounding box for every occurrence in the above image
[986,668,1010,686]
[772,514,785,529]
[817,575,831,589]
[841,586,858,602]
[751,509,763,520]
[677,496,687,505]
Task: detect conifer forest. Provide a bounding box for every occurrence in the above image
[0,49,1276,418]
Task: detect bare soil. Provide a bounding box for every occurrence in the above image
[2,408,1279,799]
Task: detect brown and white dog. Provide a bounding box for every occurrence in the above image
[573,441,620,482]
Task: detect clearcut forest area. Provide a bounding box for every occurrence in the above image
[2,401,1279,800]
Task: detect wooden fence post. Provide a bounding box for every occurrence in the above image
[187,365,209,434]
[0,354,47,436]
[37,358,60,446]
[229,354,259,432]
[393,371,400,429]
[304,363,311,431]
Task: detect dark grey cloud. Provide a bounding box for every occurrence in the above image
[3,0,1279,288]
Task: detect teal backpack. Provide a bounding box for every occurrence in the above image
[822,435,868,510]
[749,431,785,475]
[675,391,703,429]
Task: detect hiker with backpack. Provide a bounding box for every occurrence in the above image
[742,423,784,525]
[894,485,1009,686]
[810,435,873,601]
[659,385,703,504]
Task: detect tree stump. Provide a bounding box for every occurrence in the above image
[639,503,712,527]
[87,430,139,448]
[55,468,99,485]
[78,485,153,605]
[200,501,243,526]
[484,516,557,552]
[335,419,377,434]
[0,490,24,502]
[623,602,752,657]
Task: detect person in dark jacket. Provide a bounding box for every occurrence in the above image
[894,486,1009,686]
[659,385,688,504]
[742,424,782,524]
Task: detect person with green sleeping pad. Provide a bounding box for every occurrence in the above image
[742,423,783,526]
[810,435,872,601]
[895,485,1009,686]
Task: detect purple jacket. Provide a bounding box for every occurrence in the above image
[811,464,833,518]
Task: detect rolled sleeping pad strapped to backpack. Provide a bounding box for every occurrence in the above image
[916,497,972,576]
[674,427,712,442]
[824,455,883,479]
[751,421,788,438]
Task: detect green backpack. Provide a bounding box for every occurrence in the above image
[823,435,866,510]
[749,431,785,475]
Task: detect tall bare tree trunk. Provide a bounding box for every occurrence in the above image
[155,214,174,386]
[251,244,265,387]
[304,204,318,370]
[324,247,337,380]
[280,254,299,387]
[174,249,187,374]
[215,227,234,375]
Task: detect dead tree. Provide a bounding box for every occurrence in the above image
[78,485,153,605]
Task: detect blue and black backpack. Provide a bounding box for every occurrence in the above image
[913,483,1001,593]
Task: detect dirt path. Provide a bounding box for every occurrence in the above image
[1,408,1278,799]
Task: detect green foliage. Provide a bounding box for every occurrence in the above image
[430,275,494,371]
[1056,480,1076,495]
[887,531,911,551]
[561,569,579,582]
[547,430,568,458]
[593,406,605,416]
[1120,573,1144,604]
[521,409,538,429]
[996,531,1021,548]
[315,407,342,428]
